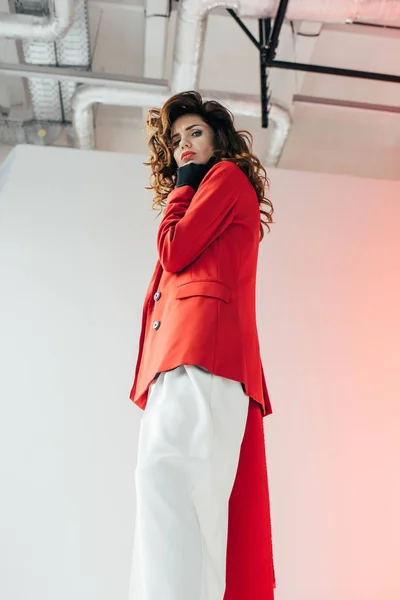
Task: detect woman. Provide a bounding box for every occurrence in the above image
[128,91,276,600]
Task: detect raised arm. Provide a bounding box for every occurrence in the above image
[156,160,245,273]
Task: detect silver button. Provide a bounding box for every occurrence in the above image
[154,291,161,301]
[153,320,161,330]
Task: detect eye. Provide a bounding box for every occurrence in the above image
[171,129,202,150]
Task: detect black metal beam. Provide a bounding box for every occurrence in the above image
[227,0,290,128]
[264,0,290,63]
[260,0,290,127]
[270,60,400,84]
[259,19,271,127]
[226,8,260,49]
[352,21,400,31]
[226,3,400,129]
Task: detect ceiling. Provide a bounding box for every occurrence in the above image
[0,0,399,179]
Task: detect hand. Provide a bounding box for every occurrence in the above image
[176,156,217,191]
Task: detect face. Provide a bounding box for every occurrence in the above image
[170,114,215,168]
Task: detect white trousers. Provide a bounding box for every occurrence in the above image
[128,365,250,600]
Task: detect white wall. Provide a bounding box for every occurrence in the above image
[0,145,399,600]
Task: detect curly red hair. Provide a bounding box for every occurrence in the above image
[144,91,274,241]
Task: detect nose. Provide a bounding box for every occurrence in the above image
[180,137,191,149]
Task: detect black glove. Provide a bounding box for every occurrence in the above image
[176,156,217,191]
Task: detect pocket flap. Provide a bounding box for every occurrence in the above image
[176,281,231,303]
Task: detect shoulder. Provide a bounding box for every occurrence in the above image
[213,159,241,174]
[208,159,251,187]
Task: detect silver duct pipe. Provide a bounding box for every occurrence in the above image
[265,102,292,166]
[72,85,171,150]
[0,0,75,41]
[18,0,90,123]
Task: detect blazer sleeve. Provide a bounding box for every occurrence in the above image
[156,160,244,273]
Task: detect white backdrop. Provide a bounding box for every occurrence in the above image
[0,145,399,600]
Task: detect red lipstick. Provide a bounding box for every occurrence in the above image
[181,151,196,162]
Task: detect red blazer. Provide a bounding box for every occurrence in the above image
[129,159,276,598]
[129,159,272,417]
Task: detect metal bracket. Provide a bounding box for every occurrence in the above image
[227,0,400,129]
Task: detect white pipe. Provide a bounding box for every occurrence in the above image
[0,0,75,41]
[72,86,171,150]
[266,102,292,166]
[170,0,237,94]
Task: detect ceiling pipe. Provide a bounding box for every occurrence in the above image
[0,0,74,41]
[71,86,171,150]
